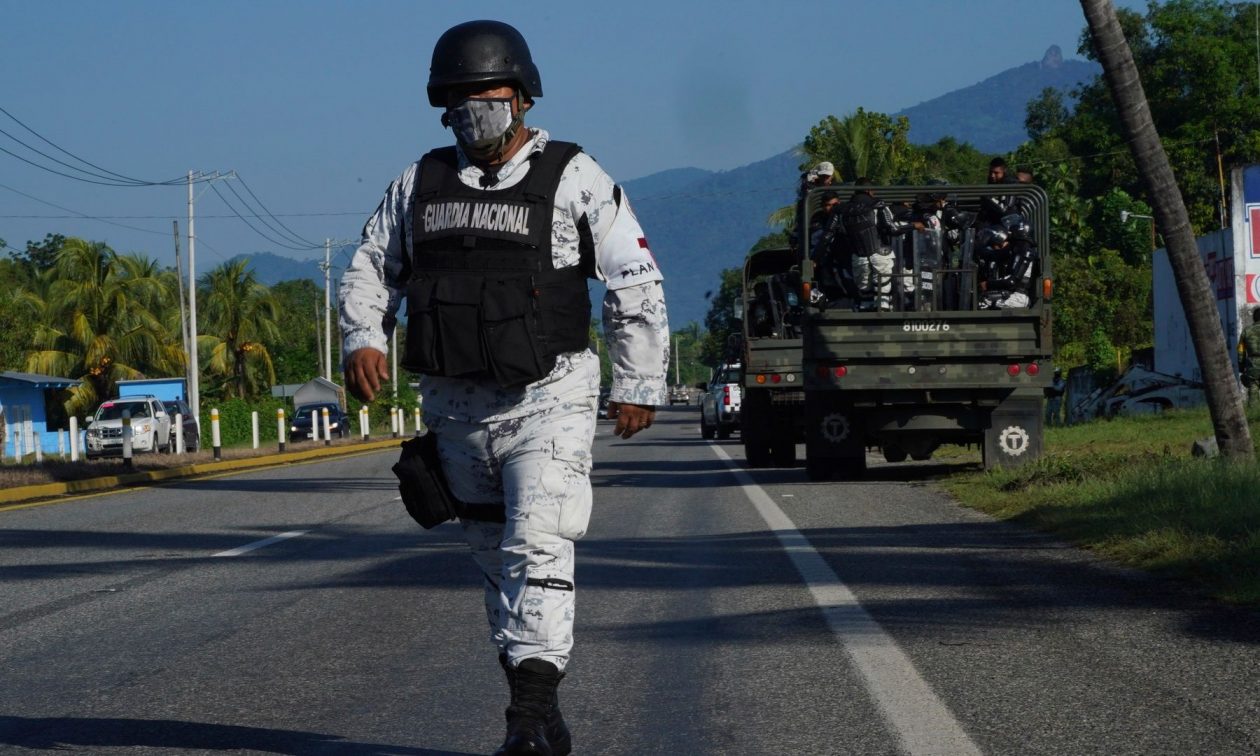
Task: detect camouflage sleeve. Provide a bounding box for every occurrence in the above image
[559,152,663,290]
[602,281,669,406]
[338,166,415,358]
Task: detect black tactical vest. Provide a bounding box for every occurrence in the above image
[841,194,882,258]
[402,141,593,389]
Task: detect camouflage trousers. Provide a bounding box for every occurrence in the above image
[853,250,894,311]
[427,397,596,673]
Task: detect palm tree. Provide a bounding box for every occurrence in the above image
[1079,0,1253,460]
[23,239,185,416]
[198,259,280,398]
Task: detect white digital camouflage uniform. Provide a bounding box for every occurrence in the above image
[340,128,668,672]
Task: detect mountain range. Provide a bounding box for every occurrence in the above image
[235,47,1099,330]
[623,45,1098,327]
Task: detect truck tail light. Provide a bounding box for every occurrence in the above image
[1043,277,1053,302]
[802,281,812,302]
[1007,364,1021,376]
[723,385,730,406]
[756,374,766,384]
[834,366,848,378]
[770,374,782,384]
[1026,363,1040,377]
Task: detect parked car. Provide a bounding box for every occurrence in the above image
[85,396,172,459]
[161,399,200,452]
[700,364,742,440]
[290,402,351,440]
[598,386,611,415]
[668,386,690,406]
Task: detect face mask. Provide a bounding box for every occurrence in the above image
[442,97,523,161]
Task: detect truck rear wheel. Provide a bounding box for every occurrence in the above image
[882,445,908,463]
[701,414,715,440]
[745,439,771,467]
[771,435,796,468]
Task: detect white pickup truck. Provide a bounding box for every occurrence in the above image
[700,363,742,440]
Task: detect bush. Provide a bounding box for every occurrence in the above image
[200,397,288,447]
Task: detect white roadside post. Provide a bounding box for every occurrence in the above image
[359,406,369,440]
[211,408,222,461]
[175,413,185,455]
[413,407,421,436]
[277,408,287,452]
[322,407,331,446]
[121,410,134,470]
[390,407,399,438]
[69,416,79,462]
[251,411,260,449]
[33,432,42,463]
[57,429,65,459]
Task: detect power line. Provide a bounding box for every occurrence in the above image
[0,211,368,219]
[220,176,321,249]
[234,173,322,248]
[0,179,172,237]
[0,105,196,186]
[208,182,322,251]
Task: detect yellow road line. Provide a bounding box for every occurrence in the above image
[0,440,402,513]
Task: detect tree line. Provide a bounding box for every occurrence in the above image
[0,234,326,416]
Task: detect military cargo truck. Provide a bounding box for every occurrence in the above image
[740,247,805,467]
[799,184,1052,480]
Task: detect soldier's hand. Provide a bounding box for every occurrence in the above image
[345,347,390,402]
[607,401,655,439]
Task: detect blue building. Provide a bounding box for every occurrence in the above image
[0,371,81,459]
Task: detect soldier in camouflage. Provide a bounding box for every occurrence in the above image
[338,20,668,756]
[1241,307,1260,405]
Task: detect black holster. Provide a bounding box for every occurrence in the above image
[391,433,505,528]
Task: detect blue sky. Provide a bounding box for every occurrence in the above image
[1,0,1131,271]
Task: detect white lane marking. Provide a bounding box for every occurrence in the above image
[709,444,981,756]
[213,530,309,557]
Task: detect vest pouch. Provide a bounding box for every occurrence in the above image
[435,275,488,377]
[403,277,441,374]
[535,279,592,354]
[482,277,551,388]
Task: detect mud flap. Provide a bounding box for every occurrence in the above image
[983,394,1043,469]
[742,389,772,468]
[805,393,866,480]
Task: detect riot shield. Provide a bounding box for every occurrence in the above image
[910,229,943,312]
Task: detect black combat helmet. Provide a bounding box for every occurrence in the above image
[427,20,543,107]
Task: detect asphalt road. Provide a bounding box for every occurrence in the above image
[1,406,1258,755]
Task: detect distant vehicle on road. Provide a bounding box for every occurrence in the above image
[668,386,690,405]
[700,363,742,440]
[162,399,200,452]
[85,396,172,459]
[290,403,350,440]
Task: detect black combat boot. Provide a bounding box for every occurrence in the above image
[494,657,572,756]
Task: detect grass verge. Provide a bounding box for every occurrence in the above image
[943,405,1260,606]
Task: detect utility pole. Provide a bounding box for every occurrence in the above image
[674,336,680,385]
[184,169,231,428]
[187,171,200,427]
[323,239,332,381]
